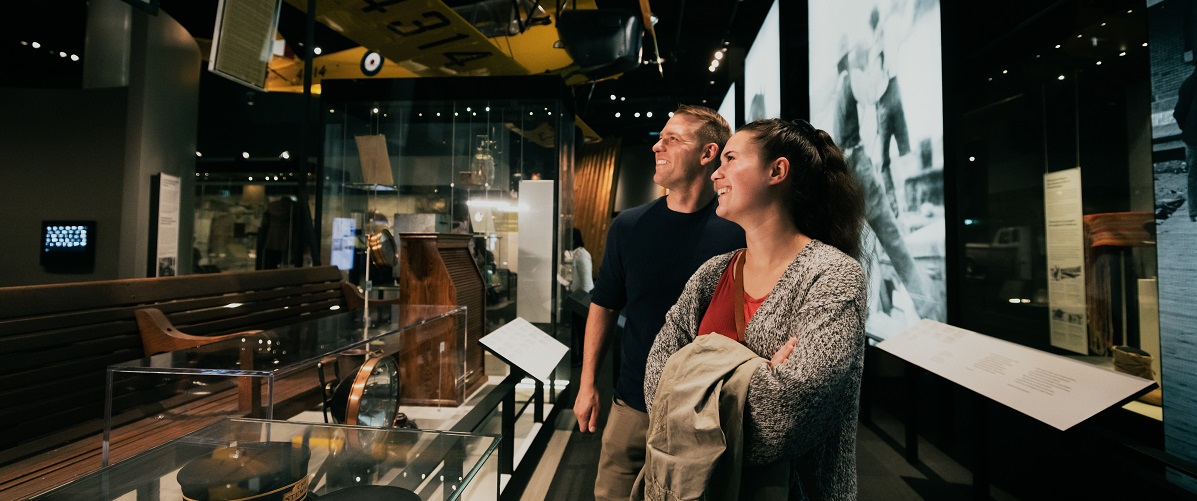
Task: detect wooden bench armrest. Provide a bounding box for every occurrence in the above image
[135,308,262,357]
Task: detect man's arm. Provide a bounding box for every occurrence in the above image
[573,302,620,432]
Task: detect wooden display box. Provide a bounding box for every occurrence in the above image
[396,233,488,406]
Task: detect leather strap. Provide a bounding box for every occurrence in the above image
[732,250,747,343]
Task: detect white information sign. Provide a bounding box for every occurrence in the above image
[155,173,181,277]
[877,319,1156,431]
[329,217,357,271]
[479,317,568,383]
[1044,167,1088,354]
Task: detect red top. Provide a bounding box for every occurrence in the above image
[697,250,768,342]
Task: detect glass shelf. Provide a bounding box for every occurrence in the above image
[37,418,500,501]
[103,304,469,465]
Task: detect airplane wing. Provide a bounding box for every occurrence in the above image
[281,0,604,81]
[268,0,604,142]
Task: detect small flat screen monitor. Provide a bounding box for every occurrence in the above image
[41,220,96,271]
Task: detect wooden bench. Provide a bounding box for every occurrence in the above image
[0,266,375,498]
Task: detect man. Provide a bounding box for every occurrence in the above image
[1173,65,1197,222]
[574,104,746,501]
[835,38,943,321]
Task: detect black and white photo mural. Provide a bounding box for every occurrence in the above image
[1148,0,1197,493]
[809,0,946,339]
[744,0,781,122]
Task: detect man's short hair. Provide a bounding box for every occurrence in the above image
[675,104,732,155]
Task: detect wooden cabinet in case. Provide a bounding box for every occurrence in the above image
[396,232,488,405]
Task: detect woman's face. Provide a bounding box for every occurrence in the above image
[712,130,774,223]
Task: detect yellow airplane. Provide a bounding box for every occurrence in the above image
[233,0,663,142]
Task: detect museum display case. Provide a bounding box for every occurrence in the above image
[947,2,1163,418]
[37,418,500,500]
[318,76,579,338]
[103,304,467,464]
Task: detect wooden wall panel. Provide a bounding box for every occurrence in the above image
[573,138,622,277]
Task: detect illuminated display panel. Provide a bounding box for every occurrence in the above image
[743,0,781,122]
[808,0,946,339]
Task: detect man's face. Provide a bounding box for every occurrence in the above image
[651,113,707,190]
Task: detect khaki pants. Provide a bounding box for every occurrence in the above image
[595,398,648,501]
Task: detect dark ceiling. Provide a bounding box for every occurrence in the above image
[7,0,773,142]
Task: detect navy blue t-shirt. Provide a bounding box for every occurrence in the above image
[591,196,746,412]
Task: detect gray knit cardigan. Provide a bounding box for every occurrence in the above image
[644,239,867,500]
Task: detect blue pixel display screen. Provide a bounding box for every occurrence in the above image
[43,224,91,253]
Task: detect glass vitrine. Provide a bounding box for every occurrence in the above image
[39,418,499,500]
[104,304,468,465]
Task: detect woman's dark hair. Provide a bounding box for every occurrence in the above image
[737,118,866,261]
[571,228,585,249]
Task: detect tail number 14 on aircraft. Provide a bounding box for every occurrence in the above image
[359,0,493,69]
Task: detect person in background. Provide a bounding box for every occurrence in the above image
[569,227,594,293]
[1173,64,1197,222]
[640,118,868,499]
[574,104,746,501]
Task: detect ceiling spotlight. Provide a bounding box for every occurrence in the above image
[646,111,653,118]
[610,94,617,100]
[372,107,379,114]
[709,66,716,72]
[313,47,322,55]
[485,106,490,111]
[59,51,67,58]
[1058,74,1066,80]
[329,109,335,113]
[195,151,203,157]
[242,152,250,159]
[1055,44,1061,49]
[615,112,621,118]
[70,54,79,61]
[714,52,723,60]
[634,112,640,117]
[1096,61,1102,65]
[437,112,441,116]
[32,42,40,49]
[668,112,674,117]
[1119,51,1126,56]
[620,97,625,102]
[280,151,290,160]
[711,59,719,68]
[466,106,472,111]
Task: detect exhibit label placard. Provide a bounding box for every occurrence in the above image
[877,319,1156,431]
[479,317,568,383]
[1044,167,1088,354]
[155,173,180,277]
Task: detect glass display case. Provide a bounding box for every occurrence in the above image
[104,304,468,465]
[37,418,499,500]
[949,2,1162,418]
[318,76,578,336]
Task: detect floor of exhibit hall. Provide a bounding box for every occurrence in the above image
[517,351,1018,501]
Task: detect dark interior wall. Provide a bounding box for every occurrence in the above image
[0,4,199,286]
[0,88,129,285]
[121,7,200,278]
[612,137,659,214]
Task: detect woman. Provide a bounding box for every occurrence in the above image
[569,228,594,293]
[641,118,868,500]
